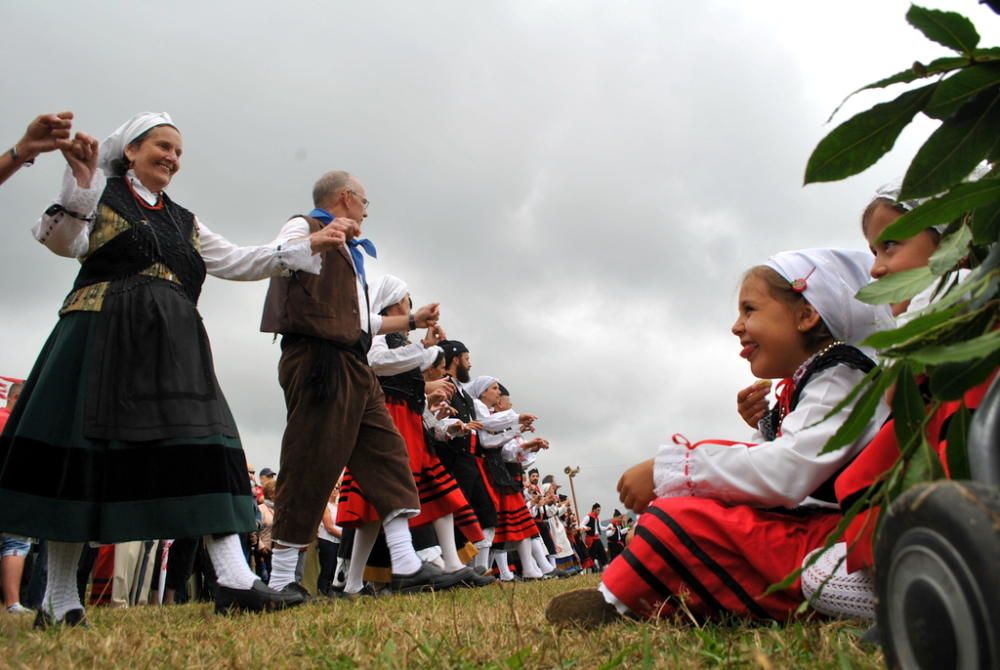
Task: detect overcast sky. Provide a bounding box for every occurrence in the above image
[2,1,997,516]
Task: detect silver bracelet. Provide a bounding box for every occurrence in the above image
[9,145,34,167]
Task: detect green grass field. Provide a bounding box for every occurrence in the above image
[2,575,883,669]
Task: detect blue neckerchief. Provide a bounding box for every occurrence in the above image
[307,207,377,288]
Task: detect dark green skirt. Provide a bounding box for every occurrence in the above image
[0,310,256,543]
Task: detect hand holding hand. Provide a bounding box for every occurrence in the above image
[522,437,549,452]
[61,132,99,188]
[432,401,457,420]
[17,111,74,161]
[617,458,656,514]
[425,378,455,399]
[421,328,437,348]
[736,380,771,429]
[413,303,440,329]
[309,218,360,253]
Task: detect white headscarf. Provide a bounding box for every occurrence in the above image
[764,248,893,346]
[369,275,409,314]
[466,376,499,401]
[98,111,175,175]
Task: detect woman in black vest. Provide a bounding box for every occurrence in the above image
[0,112,345,625]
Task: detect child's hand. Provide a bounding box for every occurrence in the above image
[617,458,655,513]
[736,380,771,429]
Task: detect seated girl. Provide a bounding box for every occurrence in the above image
[546,248,892,627]
[802,181,996,619]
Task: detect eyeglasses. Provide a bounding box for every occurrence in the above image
[347,189,369,210]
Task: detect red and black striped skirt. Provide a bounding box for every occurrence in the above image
[337,400,483,543]
[601,496,839,620]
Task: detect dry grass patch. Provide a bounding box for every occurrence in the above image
[1,575,882,669]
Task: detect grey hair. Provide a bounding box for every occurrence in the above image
[312,171,353,208]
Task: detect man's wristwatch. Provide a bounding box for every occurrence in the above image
[9,145,35,166]
[408,314,417,331]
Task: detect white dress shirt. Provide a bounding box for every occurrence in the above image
[652,364,888,509]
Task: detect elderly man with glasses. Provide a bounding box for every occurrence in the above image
[261,170,458,598]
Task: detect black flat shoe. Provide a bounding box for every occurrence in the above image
[389,562,464,593]
[338,583,381,600]
[214,579,306,614]
[33,608,88,630]
[453,566,496,587]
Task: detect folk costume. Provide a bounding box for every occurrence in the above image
[0,112,317,619]
[606,514,627,561]
[335,275,483,575]
[261,205,458,595]
[584,510,609,570]
[468,377,555,579]
[430,342,499,571]
[598,249,893,621]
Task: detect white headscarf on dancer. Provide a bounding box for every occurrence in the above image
[369,275,409,315]
[873,162,990,233]
[764,249,893,346]
[466,375,499,402]
[97,111,175,175]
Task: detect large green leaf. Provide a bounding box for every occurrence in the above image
[971,200,1000,244]
[909,329,1000,364]
[901,90,1000,199]
[805,85,935,184]
[906,5,980,55]
[945,404,972,479]
[929,348,1000,400]
[826,57,968,122]
[882,303,997,359]
[820,363,900,455]
[929,225,974,274]
[856,266,936,305]
[925,63,1000,119]
[863,303,961,349]
[893,364,926,448]
[882,179,1000,240]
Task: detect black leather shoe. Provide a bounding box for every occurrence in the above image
[280,582,313,603]
[338,583,381,600]
[452,566,496,587]
[390,561,464,593]
[214,579,306,614]
[33,608,88,630]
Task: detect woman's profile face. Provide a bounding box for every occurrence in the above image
[125,125,183,193]
[479,382,501,408]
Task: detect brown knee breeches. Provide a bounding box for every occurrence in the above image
[271,338,418,545]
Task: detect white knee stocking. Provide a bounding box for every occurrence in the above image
[383,516,421,576]
[42,541,84,621]
[517,539,543,578]
[492,550,514,580]
[801,543,875,619]
[344,522,379,594]
[531,537,555,574]
[432,514,464,572]
[204,534,258,590]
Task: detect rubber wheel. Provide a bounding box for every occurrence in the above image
[875,481,1000,670]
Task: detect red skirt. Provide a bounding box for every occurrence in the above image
[478,458,538,545]
[601,497,840,620]
[338,400,484,543]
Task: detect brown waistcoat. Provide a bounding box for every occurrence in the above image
[259,215,363,345]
